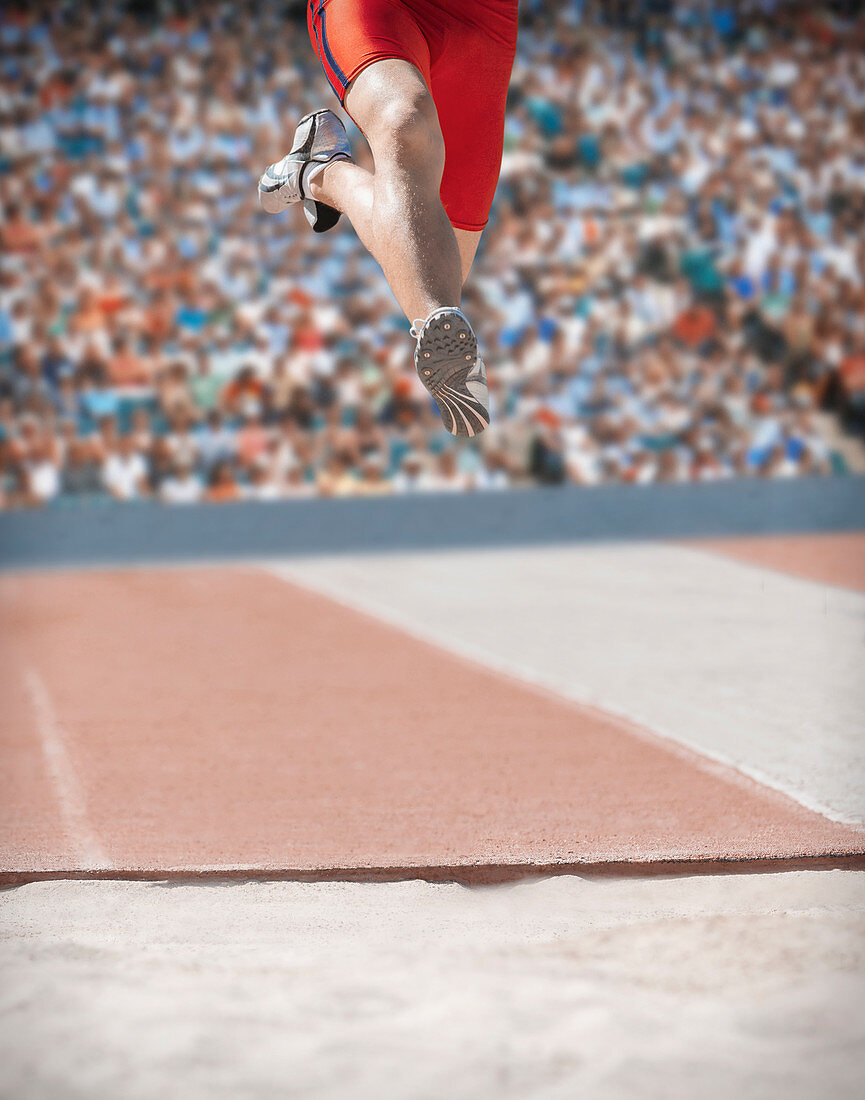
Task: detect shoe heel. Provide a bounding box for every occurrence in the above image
[302,199,341,233]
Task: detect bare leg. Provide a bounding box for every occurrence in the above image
[308,159,376,255]
[311,165,481,287]
[453,228,482,285]
[306,59,463,322]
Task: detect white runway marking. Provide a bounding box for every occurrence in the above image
[264,542,865,824]
[22,668,112,870]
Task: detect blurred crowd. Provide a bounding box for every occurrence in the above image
[1,0,864,508]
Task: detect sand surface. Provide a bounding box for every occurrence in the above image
[2,871,863,1099]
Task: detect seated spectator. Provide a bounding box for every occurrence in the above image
[205,460,242,503]
[93,414,120,462]
[195,410,236,473]
[70,287,107,337]
[0,439,27,508]
[221,366,265,419]
[355,406,387,458]
[102,434,149,501]
[839,345,865,433]
[188,355,222,414]
[236,412,270,467]
[159,459,203,505]
[393,451,429,493]
[317,453,358,497]
[267,357,299,419]
[430,449,471,492]
[129,407,154,454]
[157,363,197,422]
[52,375,81,422]
[166,413,200,470]
[24,439,61,506]
[672,302,717,350]
[147,438,175,496]
[0,202,42,254]
[472,450,511,491]
[357,452,393,495]
[11,347,54,410]
[283,465,317,499]
[245,458,283,501]
[107,336,152,388]
[0,0,861,509]
[79,373,120,424]
[62,439,104,498]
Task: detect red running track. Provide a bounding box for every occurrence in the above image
[685,532,865,593]
[2,567,863,881]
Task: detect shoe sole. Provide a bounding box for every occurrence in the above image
[415,312,489,437]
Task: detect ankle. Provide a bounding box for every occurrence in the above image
[304,157,342,204]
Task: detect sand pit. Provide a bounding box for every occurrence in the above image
[1,870,863,1099]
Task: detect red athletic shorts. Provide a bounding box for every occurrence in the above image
[306,0,518,232]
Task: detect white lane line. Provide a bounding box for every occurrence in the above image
[22,668,112,869]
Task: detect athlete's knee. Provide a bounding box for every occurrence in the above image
[370,93,445,174]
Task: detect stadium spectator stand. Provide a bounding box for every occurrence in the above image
[1,0,863,507]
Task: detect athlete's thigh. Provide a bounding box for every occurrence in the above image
[343,58,437,150]
[429,8,518,232]
[307,0,431,109]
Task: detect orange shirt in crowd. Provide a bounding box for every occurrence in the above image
[205,481,241,503]
[144,264,195,295]
[108,351,153,387]
[71,302,106,334]
[672,305,717,347]
[841,353,865,396]
[0,219,41,254]
[221,376,265,412]
[40,76,74,108]
[294,325,325,352]
[98,291,127,316]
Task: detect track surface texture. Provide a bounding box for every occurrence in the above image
[1,872,863,1100]
[2,533,864,878]
[274,535,865,823]
[686,531,865,593]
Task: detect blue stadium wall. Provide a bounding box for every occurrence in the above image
[1,477,863,571]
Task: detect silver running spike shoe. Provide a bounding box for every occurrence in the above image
[412,308,490,437]
[258,109,350,232]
